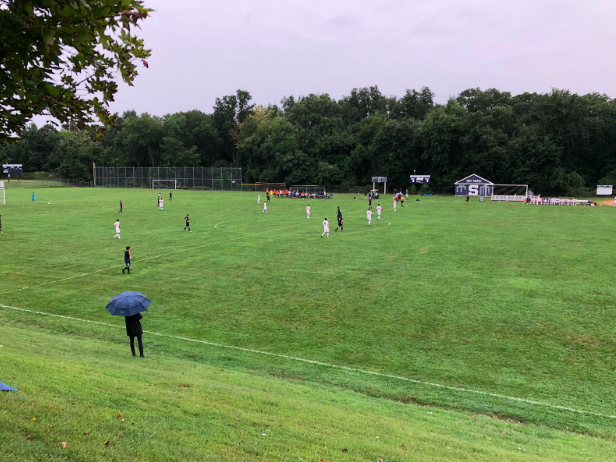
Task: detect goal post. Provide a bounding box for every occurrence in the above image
[490,184,529,201]
[152,179,177,190]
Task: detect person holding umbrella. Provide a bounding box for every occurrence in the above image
[125,313,144,357]
[105,291,151,358]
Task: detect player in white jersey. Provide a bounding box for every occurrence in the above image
[306,204,311,220]
[377,204,382,220]
[262,202,268,214]
[393,197,397,212]
[367,208,372,225]
[258,194,261,204]
[321,218,329,238]
[159,198,164,211]
[114,220,121,239]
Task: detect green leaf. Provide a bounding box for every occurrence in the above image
[42,29,55,45]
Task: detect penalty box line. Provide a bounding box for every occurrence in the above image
[0,223,303,296]
[0,302,614,421]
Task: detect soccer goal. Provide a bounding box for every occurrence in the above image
[152,179,177,190]
[491,184,528,201]
[0,181,5,206]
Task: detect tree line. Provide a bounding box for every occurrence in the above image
[2,86,616,194]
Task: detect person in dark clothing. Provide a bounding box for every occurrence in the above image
[125,313,144,357]
[119,200,123,213]
[122,246,131,274]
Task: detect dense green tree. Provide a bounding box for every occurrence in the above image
[4,86,616,195]
[0,0,151,143]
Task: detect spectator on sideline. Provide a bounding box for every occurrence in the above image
[125,312,144,357]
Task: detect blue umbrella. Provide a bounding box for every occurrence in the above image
[0,382,18,391]
[106,291,151,317]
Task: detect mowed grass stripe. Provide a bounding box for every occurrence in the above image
[1,301,616,423]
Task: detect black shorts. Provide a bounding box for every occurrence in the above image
[124,260,130,266]
[337,218,342,225]
[185,222,190,227]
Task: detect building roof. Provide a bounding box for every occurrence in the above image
[454,174,494,185]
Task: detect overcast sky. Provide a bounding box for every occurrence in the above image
[64,0,616,119]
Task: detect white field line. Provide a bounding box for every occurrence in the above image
[0,223,302,296]
[1,302,614,421]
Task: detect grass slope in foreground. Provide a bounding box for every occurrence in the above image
[0,188,615,435]
[1,325,615,461]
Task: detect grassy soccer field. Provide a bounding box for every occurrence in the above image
[0,188,615,458]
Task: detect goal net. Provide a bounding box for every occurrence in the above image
[491,184,528,201]
[152,179,177,190]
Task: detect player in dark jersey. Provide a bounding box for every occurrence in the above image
[183,214,191,232]
[169,191,173,201]
[122,246,131,274]
[119,200,123,214]
[335,207,343,232]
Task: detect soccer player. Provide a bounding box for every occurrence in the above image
[119,200,123,214]
[367,208,373,225]
[377,204,382,220]
[31,192,36,203]
[334,207,342,231]
[321,218,329,238]
[262,202,268,214]
[465,193,470,203]
[258,194,261,205]
[401,195,405,207]
[122,246,132,274]
[169,191,173,201]
[266,192,270,203]
[183,214,191,232]
[159,198,164,211]
[335,215,343,232]
[306,204,311,220]
[114,219,121,239]
[393,196,397,212]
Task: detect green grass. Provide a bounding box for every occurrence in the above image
[1,188,615,459]
[2,325,616,461]
[2,179,76,189]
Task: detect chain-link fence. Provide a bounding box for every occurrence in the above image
[93,167,243,190]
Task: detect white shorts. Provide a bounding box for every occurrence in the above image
[324,227,329,232]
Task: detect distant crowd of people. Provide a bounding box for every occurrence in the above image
[524,196,596,206]
[261,188,330,199]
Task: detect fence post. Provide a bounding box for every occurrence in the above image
[193,167,195,191]
[221,167,223,190]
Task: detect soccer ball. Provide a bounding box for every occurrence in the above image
[48,202,50,205]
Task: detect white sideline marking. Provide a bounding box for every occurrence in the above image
[1,302,614,421]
